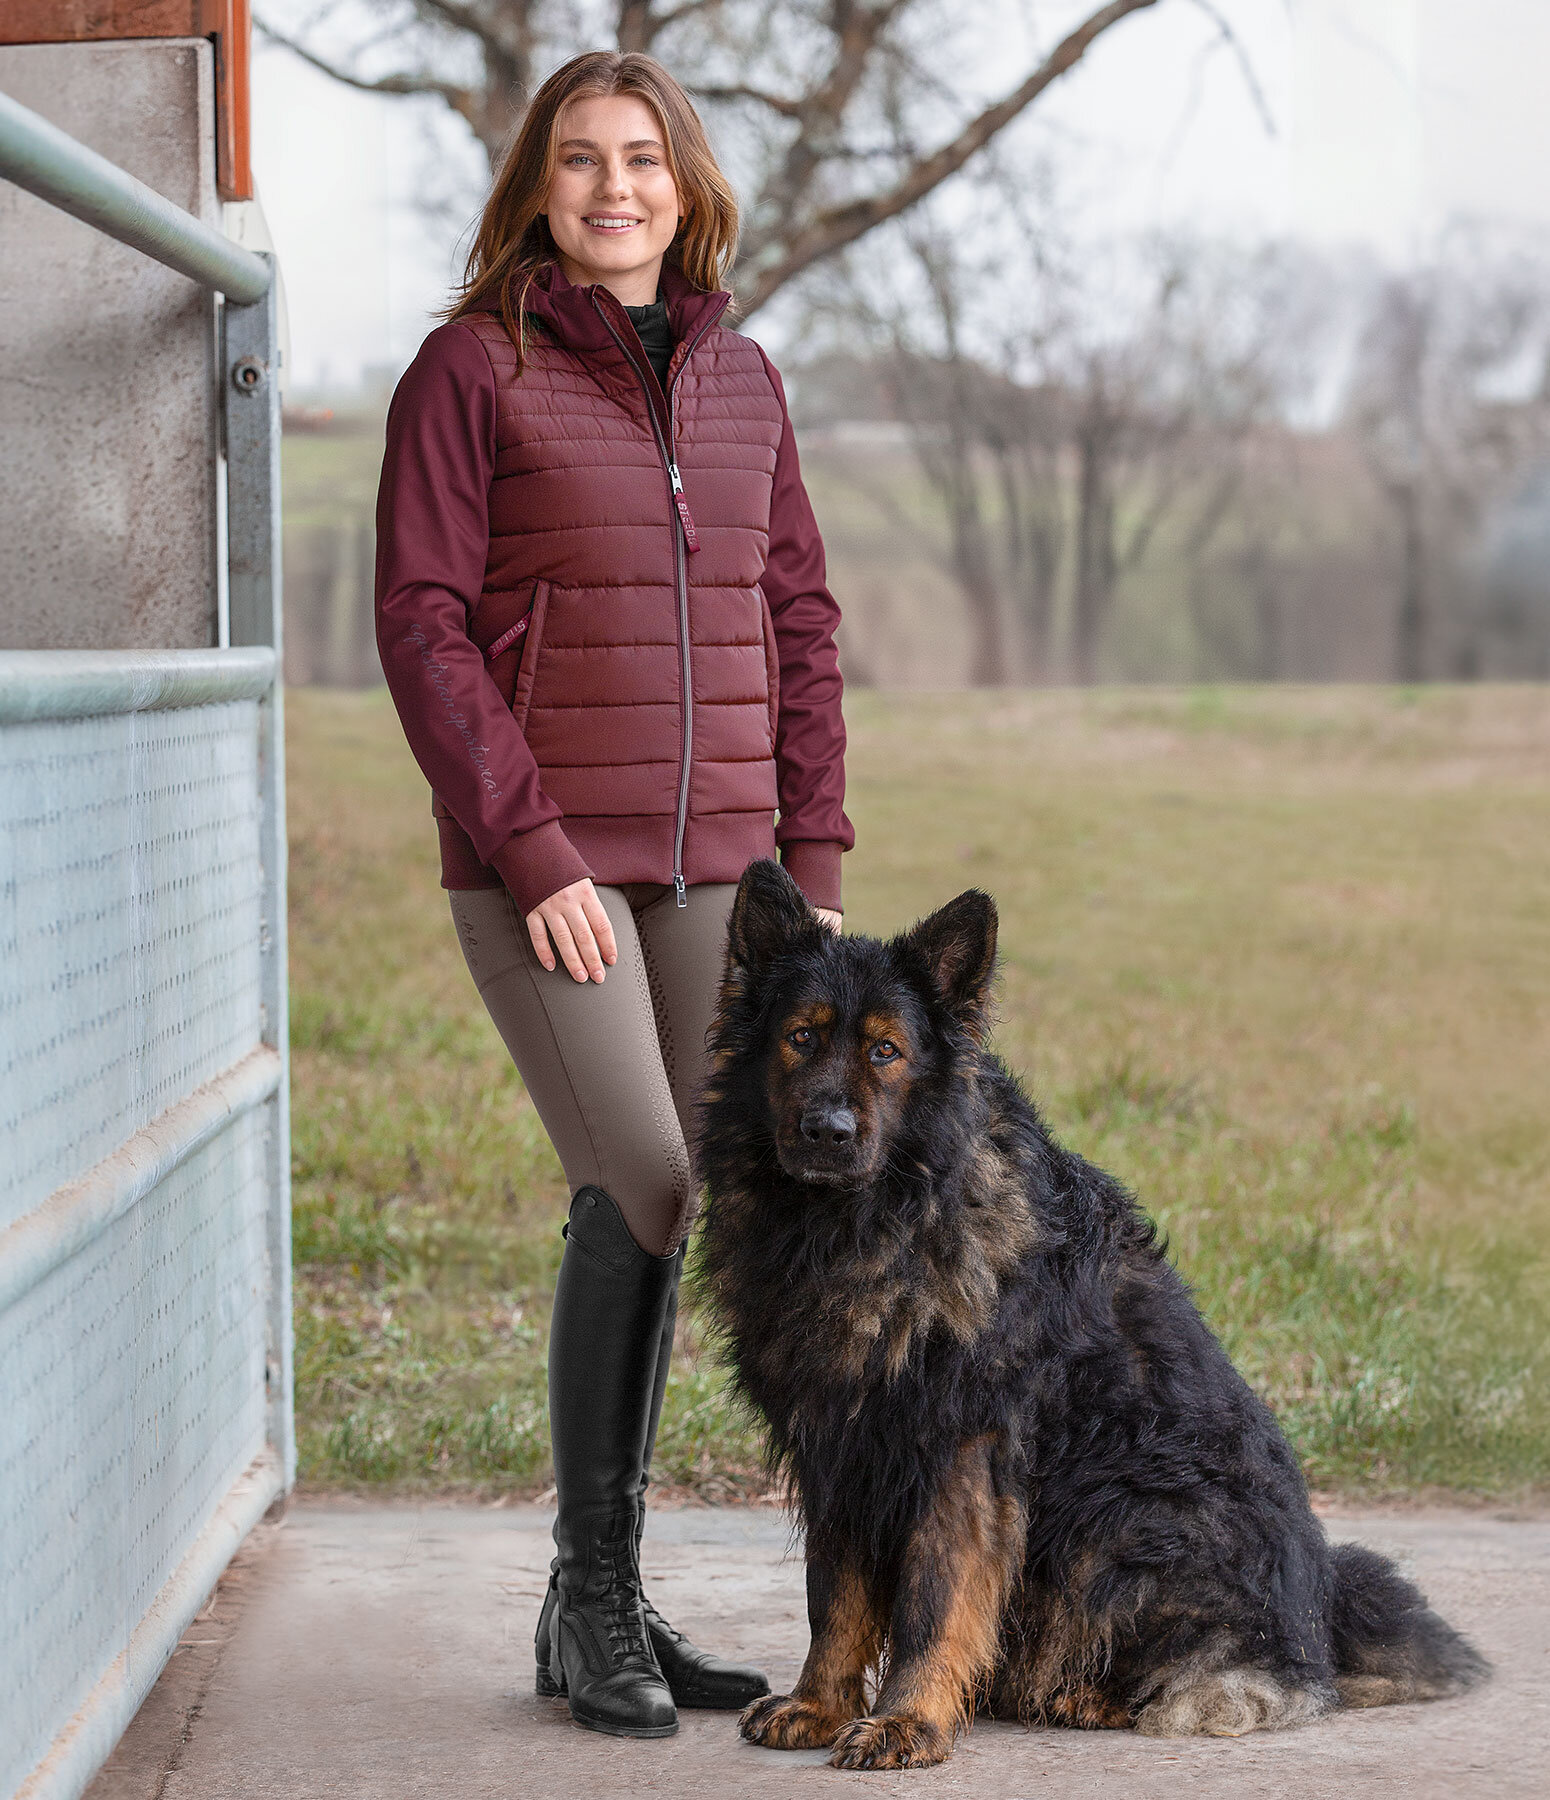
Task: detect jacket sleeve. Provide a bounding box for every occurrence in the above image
[755,345,855,914]
[374,321,594,916]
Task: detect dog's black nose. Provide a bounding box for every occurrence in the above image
[800,1104,857,1148]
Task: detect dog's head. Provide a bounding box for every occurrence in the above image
[708,860,999,1190]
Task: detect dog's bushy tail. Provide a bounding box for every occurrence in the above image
[1329,1542,1489,1708]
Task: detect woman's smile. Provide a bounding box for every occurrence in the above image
[544,93,684,303]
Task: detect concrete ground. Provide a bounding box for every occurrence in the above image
[87,1501,1548,1800]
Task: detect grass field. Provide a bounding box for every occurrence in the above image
[287,684,1550,1501]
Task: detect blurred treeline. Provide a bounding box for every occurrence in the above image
[284,211,1550,688]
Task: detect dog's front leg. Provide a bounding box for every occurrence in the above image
[741,1555,880,1751]
[830,1441,1023,1772]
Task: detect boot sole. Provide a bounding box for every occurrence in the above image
[541,1666,764,1712]
[672,1689,768,1710]
[570,1710,679,1739]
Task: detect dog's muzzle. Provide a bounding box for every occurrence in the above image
[800,1102,857,1149]
[780,1101,869,1185]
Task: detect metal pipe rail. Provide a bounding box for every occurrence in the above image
[1,69,291,1800]
[0,90,271,300]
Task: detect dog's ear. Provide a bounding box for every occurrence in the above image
[726,858,816,971]
[903,890,999,1039]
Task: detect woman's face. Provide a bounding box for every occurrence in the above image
[543,93,683,304]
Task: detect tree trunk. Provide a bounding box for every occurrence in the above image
[1393,480,1426,682]
[949,489,1008,685]
[1071,437,1115,684]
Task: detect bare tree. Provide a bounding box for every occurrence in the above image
[255,0,1164,314]
[1057,242,1308,680]
[809,211,1311,684]
[1344,236,1550,680]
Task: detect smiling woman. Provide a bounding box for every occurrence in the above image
[544,108,683,302]
[371,47,853,1749]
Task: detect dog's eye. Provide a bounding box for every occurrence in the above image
[787,1027,813,1050]
[870,1040,900,1063]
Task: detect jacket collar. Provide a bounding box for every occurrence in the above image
[520,256,731,356]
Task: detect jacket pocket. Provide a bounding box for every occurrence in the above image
[472,578,547,709]
[508,579,553,732]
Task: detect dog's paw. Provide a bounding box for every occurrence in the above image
[828,1714,951,1770]
[740,1693,846,1750]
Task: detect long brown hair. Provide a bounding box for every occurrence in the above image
[446,51,740,368]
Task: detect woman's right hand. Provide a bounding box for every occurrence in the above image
[526,879,619,983]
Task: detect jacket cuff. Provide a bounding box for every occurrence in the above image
[488,819,595,918]
[779,839,844,913]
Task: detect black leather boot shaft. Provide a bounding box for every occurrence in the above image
[642,1242,684,1478]
[537,1192,768,1716]
[542,1188,678,1737]
[547,1187,679,1510]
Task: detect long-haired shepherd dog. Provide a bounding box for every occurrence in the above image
[696,861,1487,1772]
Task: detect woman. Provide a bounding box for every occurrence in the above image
[374,50,853,1740]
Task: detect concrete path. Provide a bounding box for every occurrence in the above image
[87,1501,1548,1799]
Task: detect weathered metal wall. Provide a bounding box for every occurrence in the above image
[0,40,222,651]
[0,649,290,1800]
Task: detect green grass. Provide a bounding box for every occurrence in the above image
[286,684,1550,1500]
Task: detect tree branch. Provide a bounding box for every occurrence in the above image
[654,0,722,31]
[617,0,720,52]
[416,0,508,43]
[694,81,805,120]
[738,0,1161,313]
[1185,0,1277,137]
[255,14,477,116]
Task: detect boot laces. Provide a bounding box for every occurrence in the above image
[594,1522,650,1663]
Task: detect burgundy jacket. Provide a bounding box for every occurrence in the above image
[374,257,853,916]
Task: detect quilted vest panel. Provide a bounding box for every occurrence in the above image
[456,309,783,886]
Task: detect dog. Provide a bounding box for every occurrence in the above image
[695,860,1487,1772]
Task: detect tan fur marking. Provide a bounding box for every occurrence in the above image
[852,1135,1043,1382]
[861,1012,911,1055]
[742,1565,881,1752]
[829,1440,1025,1770]
[1040,1684,1132,1729]
[774,1003,836,1072]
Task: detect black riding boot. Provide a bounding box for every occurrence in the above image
[538,1187,678,1738]
[536,1217,770,1713]
[634,1249,771,1710]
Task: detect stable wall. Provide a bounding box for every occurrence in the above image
[0,38,221,649]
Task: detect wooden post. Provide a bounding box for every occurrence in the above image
[0,0,252,199]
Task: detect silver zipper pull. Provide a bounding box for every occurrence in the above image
[669,461,684,493]
[674,873,687,908]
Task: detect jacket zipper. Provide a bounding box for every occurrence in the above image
[592,289,725,907]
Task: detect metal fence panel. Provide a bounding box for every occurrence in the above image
[2,89,291,1800]
[1,1110,272,1796]
[0,651,289,1800]
[0,702,264,1228]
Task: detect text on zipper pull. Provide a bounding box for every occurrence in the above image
[668,462,701,553]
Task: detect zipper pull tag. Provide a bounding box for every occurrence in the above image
[674,873,687,908]
[668,462,701,553]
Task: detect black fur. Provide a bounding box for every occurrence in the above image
[698,861,1487,1770]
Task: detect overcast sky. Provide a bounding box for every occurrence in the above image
[249,0,1550,390]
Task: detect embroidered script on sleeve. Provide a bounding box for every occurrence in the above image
[409,624,504,801]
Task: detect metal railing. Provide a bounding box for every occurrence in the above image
[0,89,291,1800]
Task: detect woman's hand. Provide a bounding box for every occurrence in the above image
[526,879,619,983]
[814,907,842,933]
